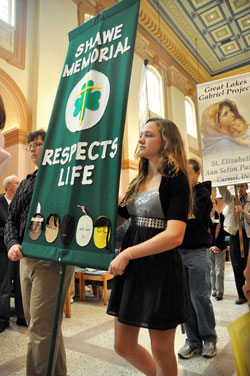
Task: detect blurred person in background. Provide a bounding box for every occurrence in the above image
[0,175,21,333]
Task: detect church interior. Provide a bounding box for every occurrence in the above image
[0,0,250,375]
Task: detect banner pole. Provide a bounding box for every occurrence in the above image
[234,185,245,258]
[46,263,66,376]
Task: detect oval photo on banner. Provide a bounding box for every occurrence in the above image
[45,214,60,243]
[76,215,93,247]
[60,214,75,246]
[29,213,44,241]
[93,216,111,249]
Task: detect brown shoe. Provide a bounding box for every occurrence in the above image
[235,297,247,305]
[212,290,216,297]
[216,293,223,301]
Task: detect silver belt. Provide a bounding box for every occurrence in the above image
[131,216,166,229]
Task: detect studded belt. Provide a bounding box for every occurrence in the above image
[131,216,166,229]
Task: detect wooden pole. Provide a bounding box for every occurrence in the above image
[46,264,65,376]
[234,185,245,258]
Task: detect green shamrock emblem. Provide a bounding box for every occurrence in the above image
[74,77,102,125]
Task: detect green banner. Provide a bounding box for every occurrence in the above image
[22,0,140,269]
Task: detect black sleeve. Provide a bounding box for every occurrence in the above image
[118,204,130,219]
[188,188,212,226]
[0,197,8,244]
[214,213,227,249]
[208,217,214,239]
[159,172,189,222]
[4,181,24,250]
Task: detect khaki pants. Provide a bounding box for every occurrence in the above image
[20,258,74,376]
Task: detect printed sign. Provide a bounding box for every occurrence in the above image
[197,73,250,187]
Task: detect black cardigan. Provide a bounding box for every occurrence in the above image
[118,169,190,223]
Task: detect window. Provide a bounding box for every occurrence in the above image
[0,0,26,69]
[0,0,15,26]
[0,0,15,53]
[185,96,197,138]
[147,66,164,117]
[84,13,93,22]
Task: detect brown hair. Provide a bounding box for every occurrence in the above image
[217,100,241,124]
[121,117,193,212]
[27,129,46,144]
[188,158,201,173]
[0,95,6,131]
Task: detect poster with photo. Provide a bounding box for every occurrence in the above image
[197,72,250,187]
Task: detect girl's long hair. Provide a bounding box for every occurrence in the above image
[0,95,6,131]
[121,118,193,213]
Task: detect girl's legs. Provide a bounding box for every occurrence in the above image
[114,319,156,376]
[149,327,177,376]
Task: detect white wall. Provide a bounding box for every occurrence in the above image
[34,0,78,129]
[125,54,143,160]
[167,85,189,153]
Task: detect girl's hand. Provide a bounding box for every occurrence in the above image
[108,249,130,276]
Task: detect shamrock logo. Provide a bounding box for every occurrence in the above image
[74,75,102,125]
[65,70,110,133]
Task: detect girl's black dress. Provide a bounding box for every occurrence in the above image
[107,170,189,330]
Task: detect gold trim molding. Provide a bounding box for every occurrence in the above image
[139,0,210,83]
[4,128,28,148]
[135,33,152,59]
[167,66,191,95]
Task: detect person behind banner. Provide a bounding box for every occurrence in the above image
[107,118,192,376]
[178,159,217,360]
[5,176,27,327]
[219,184,250,305]
[201,99,250,155]
[209,198,227,301]
[0,95,11,176]
[0,175,22,333]
[5,129,75,376]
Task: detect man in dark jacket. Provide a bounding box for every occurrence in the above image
[0,175,21,332]
[178,159,217,359]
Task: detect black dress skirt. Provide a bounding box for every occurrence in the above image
[107,188,189,330]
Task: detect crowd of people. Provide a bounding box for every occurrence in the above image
[0,93,249,375]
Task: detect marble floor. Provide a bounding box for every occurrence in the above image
[0,261,249,376]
